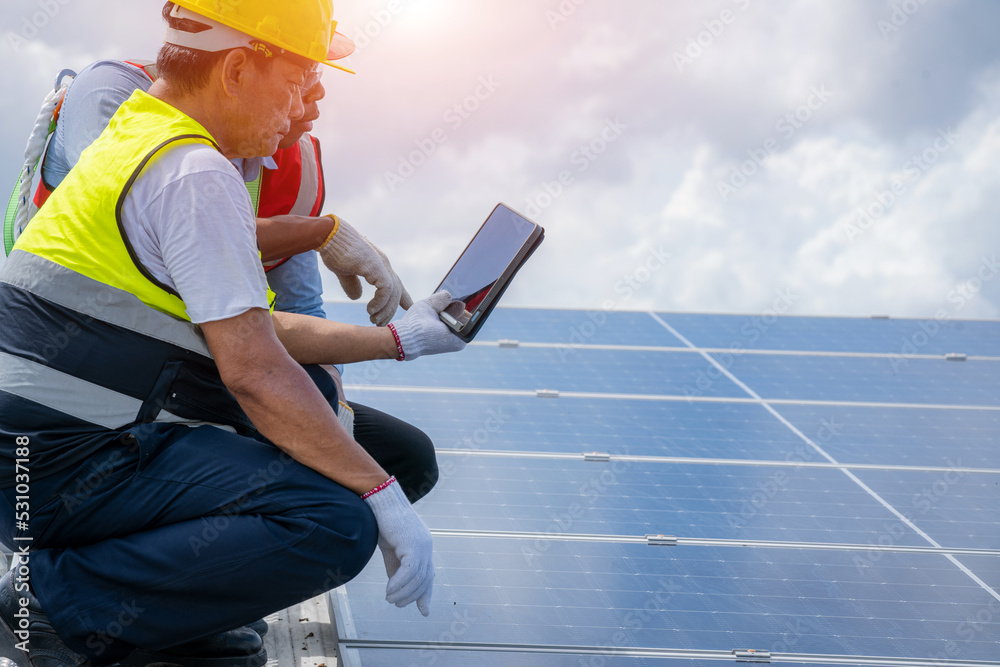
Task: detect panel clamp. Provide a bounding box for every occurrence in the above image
[499,339,520,348]
[536,389,560,398]
[732,649,771,663]
[645,534,678,546]
[945,352,967,361]
[583,452,611,462]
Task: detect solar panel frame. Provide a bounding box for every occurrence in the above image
[324,304,1000,666]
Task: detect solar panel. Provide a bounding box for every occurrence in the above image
[325,303,1000,666]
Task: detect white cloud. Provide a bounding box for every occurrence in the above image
[2,0,999,319]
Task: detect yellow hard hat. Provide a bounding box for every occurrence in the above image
[168,0,355,73]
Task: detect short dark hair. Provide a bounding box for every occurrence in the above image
[156,1,272,94]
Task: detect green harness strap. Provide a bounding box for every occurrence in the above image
[4,175,21,257]
[247,171,262,215]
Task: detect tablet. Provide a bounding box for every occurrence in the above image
[436,203,545,341]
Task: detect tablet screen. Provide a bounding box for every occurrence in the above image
[438,205,536,319]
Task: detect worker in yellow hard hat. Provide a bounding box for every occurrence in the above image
[8,0,444,575]
[0,2,462,666]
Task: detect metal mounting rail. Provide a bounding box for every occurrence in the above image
[333,638,1000,667]
[427,528,1000,557]
[434,448,1000,475]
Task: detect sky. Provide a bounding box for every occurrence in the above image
[2,0,999,321]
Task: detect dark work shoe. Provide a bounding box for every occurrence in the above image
[244,621,267,639]
[0,569,89,667]
[118,627,265,667]
[0,570,29,667]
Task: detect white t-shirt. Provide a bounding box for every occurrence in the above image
[120,143,270,324]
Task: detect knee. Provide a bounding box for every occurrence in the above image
[399,429,439,503]
[307,492,378,586]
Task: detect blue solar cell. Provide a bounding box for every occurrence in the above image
[774,404,1000,469]
[659,312,1000,356]
[957,555,1000,591]
[344,389,808,460]
[324,302,685,346]
[326,307,1000,665]
[851,471,1000,550]
[471,307,686,347]
[333,538,1000,661]
[702,354,1000,406]
[346,347,747,398]
[418,458,931,547]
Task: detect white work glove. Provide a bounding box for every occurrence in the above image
[388,292,467,362]
[337,400,355,438]
[317,215,413,326]
[363,477,434,616]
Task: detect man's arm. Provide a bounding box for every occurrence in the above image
[204,307,438,615]
[272,292,466,366]
[272,310,398,364]
[201,307,388,494]
[256,214,335,262]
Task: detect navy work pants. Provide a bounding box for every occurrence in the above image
[1,402,437,664]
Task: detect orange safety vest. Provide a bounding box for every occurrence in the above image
[258,134,326,272]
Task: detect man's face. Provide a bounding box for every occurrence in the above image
[237,56,308,158]
[279,70,326,150]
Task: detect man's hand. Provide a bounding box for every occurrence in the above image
[317,215,413,326]
[388,292,467,362]
[363,478,435,616]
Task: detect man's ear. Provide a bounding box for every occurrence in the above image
[219,49,253,99]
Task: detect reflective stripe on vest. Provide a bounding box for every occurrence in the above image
[0,250,252,432]
[290,135,321,216]
[1,90,259,438]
